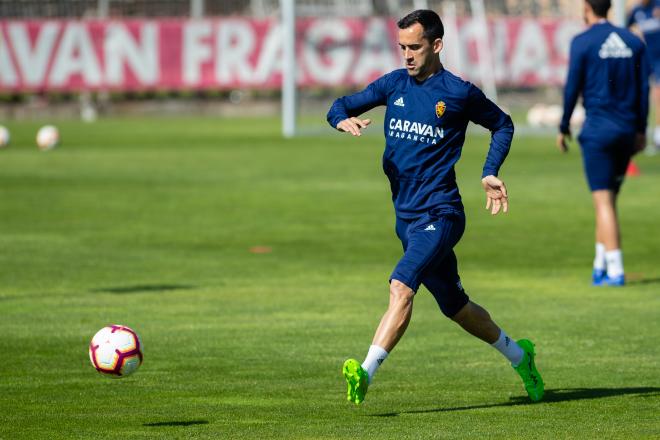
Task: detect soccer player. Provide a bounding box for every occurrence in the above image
[627,0,660,153]
[326,10,544,405]
[558,0,649,286]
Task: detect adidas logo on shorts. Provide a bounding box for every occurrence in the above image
[424,224,436,231]
[599,32,633,59]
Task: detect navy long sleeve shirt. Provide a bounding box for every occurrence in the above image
[327,68,513,220]
[560,22,650,137]
[627,0,660,63]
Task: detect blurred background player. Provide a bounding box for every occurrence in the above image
[627,0,660,154]
[558,0,649,286]
[327,10,544,406]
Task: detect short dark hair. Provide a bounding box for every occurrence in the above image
[397,10,444,42]
[586,0,611,17]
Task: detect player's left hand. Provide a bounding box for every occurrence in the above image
[481,175,508,215]
[633,133,646,155]
[556,131,571,153]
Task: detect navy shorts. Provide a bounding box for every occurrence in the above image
[653,61,660,85]
[390,209,469,318]
[579,132,634,193]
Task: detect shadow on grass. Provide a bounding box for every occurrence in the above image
[626,277,660,286]
[143,420,209,427]
[91,284,195,294]
[371,387,660,417]
[0,284,197,302]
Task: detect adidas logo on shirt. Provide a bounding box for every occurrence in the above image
[394,97,405,107]
[599,32,633,59]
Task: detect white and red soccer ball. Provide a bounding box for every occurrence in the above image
[36,124,59,150]
[526,104,585,128]
[89,325,143,378]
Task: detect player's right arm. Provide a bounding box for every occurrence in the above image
[326,74,390,137]
[558,38,585,152]
[336,117,372,137]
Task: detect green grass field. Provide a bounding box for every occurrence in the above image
[0,117,658,439]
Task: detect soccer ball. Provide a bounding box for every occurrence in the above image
[542,104,563,127]
[526,103,546,127]
[36,125,59,150]
[570,105,586,127]
[89,325,143,378]
[0,125,10,148]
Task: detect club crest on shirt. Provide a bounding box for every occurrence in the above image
[435,101,446,118]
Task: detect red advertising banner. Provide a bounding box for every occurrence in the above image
[0,18,584,92]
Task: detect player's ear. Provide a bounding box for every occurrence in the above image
[433,38,443,54]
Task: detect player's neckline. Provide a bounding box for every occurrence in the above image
[412,67,445,85]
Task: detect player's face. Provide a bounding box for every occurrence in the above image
[398,23,442,80]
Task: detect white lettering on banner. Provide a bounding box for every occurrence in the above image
[304,19,352,84]
[352,19,398,83]
[50,23,102,86]
[216,20,256,84]
[9,22,59,86]
[553,21,584,80]
[0,28,18,86]
[455,20,480,82]
[450,18,579,85]
[510,20,549,83]
[491,21,508,82]
[183,21,212,85]
[0,17,587,90]
[105,23,159,85]
[253,23,282,83]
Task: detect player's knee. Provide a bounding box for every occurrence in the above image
[442,302,466,319]
[389,279,414,305]
[450,301,489,323]
[444,302,470,319]
[429,283,470,318]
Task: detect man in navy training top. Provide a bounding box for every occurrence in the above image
[628,0,660,153]
[327,10,544,405]
[558,0,649,287]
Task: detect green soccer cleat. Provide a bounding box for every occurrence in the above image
[342,359,369,405]
[513,339,544,402]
